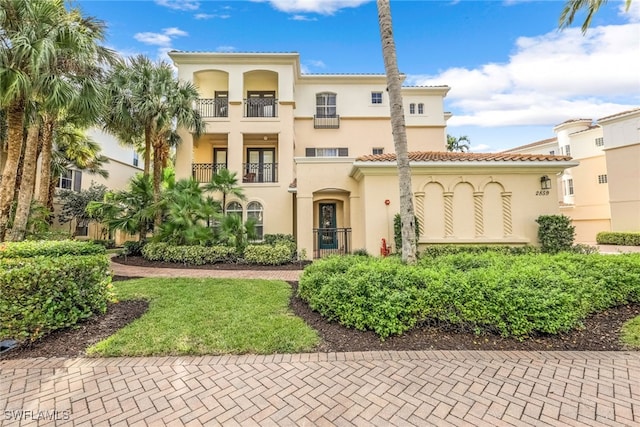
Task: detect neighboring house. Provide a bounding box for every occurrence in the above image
[170,51,576,258]
[44,129,144,240]
[505,108,640,243]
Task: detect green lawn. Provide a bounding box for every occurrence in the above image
[622,317,640,349]
[87,278,319,356]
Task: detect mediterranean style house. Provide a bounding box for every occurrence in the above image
[505,108,640,243]
[169,51,577,258]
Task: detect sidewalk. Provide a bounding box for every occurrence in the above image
[1,259,638,426]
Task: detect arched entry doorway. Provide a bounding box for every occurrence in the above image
[312,190,352,258]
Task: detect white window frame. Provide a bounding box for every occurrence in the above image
[372,148,384,155]
[371,91,383,105]
[409,103,415,114]
[247,201,264,241]
[418,103,424,114]
[316,92,337,118]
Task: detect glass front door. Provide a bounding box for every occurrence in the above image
[247,148,275,182]
[318,203,337,249]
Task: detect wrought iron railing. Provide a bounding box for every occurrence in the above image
[313,228,352,258]
[314,115,340,129]
[244,98,278,118]
[196,98,228,118]
[242,163,278,183]
[192,163,228,183]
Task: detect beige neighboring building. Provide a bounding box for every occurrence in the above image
[505,108,640,243]
[170,51,576,258]
[47,129,143,240]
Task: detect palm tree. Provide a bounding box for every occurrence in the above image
[205,168,246,215]
[377,0,417,264]
[0,0,68,240]
[447,134,471,152]
[560,0,633,33]
[103,56,204,227]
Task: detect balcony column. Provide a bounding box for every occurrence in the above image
[175,128,193,180]
[227,130,243,179]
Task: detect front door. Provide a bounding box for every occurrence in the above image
[318,203,337,249]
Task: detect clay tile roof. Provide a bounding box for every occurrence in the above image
[356,151,572,162]
[598,107,640,121]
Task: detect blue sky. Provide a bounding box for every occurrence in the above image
[78,0,640,152]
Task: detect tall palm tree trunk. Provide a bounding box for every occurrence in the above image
[152,140,163,228]
[144,124,152,176]
[9,122,40,241]
[0,101,25,241]
[377,0,417,264]
[37,117,55,205]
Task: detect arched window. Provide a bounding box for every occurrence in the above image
[316,92,337,118]
[226,201,243,218]
[247,201,264,240]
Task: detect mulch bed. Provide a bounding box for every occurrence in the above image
[111,255,309,270]
[2,271,638,360]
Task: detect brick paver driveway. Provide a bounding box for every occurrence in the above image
[2,351,639,426]
[1,259,639,426]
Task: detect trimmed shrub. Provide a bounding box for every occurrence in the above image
[0,240,105,259]
[141,242,237,265]
[122,240,146,257]
[536,215,575,253]
[419,244,538,258]
[0,254,112,342]
[244,243,293,265]
[299,252,640,339]
[92,239,116,249]
[596,231,640,246]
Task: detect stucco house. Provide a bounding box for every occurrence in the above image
[169,51,576,258]
[505,108,640,243]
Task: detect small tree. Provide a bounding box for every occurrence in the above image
[536,214,575,253]
[58,182,108,237]
[205,169,246,215]
[447,135,471,152]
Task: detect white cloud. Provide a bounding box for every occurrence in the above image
[216,46,236,52]
[290,14,318,21]
[134,27,188,47]
[155,0,200,11]
[194,13,231,20]
[308,60,326,68]
[407,20,640,127]
[264,0,370,15]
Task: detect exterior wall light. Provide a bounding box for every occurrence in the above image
[384,199,391,206]
[540,175,552,190]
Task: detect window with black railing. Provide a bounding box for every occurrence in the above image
[244,96,277,117]
[192,163,229,183]
[196,98,228,118]
[242,163,278,183]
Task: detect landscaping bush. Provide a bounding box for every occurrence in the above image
[122,240,146,257]
[536,214,575,253]
[419,244,538,258]
[299,252,640,339]
[91,239,116,249]
[596,231,640,246]
[244,243,294,265]
[0,254,112,342]
[263,234,297,258]
[141,242,237,265]
[0,240,105,259]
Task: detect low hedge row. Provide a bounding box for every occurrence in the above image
[420,245,539,258]
[243,243,294,265]
[142,242,237,265]
[299,252,640,339]
[596,232,640,246]
[0,240,105,259]
[0,254,112,342]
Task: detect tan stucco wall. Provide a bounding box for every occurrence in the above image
[605,143,640,232]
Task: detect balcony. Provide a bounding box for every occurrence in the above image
[244,98,278,118]
[314,115,340,129]
[192,163,228,183]
[196,98,228,118]
[313,228,352,258]
[242,163,278,183]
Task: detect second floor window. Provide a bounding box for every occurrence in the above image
[564,145,571,156]
[133,152,139,167]
[598,174,608,184]
[56,169,82,192]
[372,148,384,155]
[316,93,337,117]
[564,178,574,196]
[595,137,604,147]
[371,91,383,104]
[418,103,424,114]
[409,103,415,114]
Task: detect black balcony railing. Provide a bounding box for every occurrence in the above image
[196,98,228,118]
[314,115,340,129]
[242,163,278,183]
[192,163,228,183]
[244,98,278,118]
[313,228,352,258]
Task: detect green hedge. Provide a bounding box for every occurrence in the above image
[0,254,112,342]
[0,240,105,259]
[420,245,539,258]
[142,242,237,265]
[299,252,640,339]
[243,243,294,265]
[596,232,640,246]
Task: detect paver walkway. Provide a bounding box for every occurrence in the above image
[1,259,639,426]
